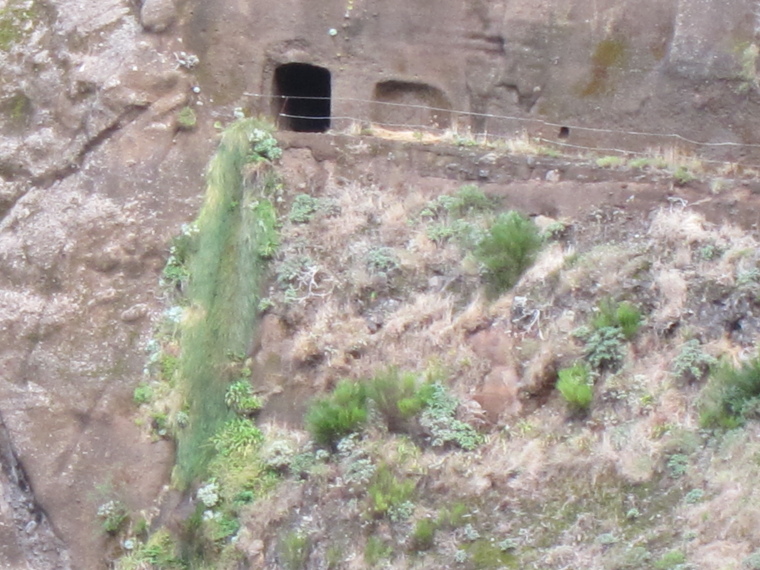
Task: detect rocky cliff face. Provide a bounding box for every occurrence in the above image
[1,0,760,566]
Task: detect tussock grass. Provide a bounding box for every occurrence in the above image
[175,119,280,486]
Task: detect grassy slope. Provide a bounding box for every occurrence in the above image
[175,119,275,486]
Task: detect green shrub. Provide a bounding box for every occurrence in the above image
[410,519,436,551]
[584,327,626,371]
[366,367,433,432]
[667,454,689,478]
[224,380,263,416]
[592,299,642,340]
[418,383,483,450]
[133,383,153,405]
[367,464,415,519]
[97,500,128,535]
[437,502,469,528]
[475,211,542,296]
[288,193,321,223]
[556,363,593,413]
[177,106,197,130]
[366,246,400,275]
[654,549,686,569]
[247,127,282,162]
[699,356,760,429]
[596,155,624,168]
[467,539,518,569]
[279,531,310,570]
[629,157,653,169]
[421,185,492,220]
[672,339,716,383]
[210,417,264,456]
[672,166,695,186]
[115,529,184,569]
[447,184,493,217]
[305,380,368,448]
[365,536,392,566]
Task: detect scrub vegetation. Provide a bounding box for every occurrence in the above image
[115,123,760,569]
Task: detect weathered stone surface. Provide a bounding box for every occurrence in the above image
[140,0,177,33]
[178,0,760,158]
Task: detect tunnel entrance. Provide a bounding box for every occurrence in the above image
[273,63,331,132]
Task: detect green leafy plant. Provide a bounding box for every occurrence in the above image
[133,383,153,405]
[584,327,626,371]
[684,488,705,504]
[672,166,695,186]
[596,155,624,168]
[162,223,199,290]
[305,380,368,448]
[367,464,415,519]
[210,417,264,456]
[672,339,716,383]
[97,499,128,535]
[592,299,642,340]
[365,536,393,566]
[366,367,433,432]
[247,127,282,162]
[177,106,197,130]
[116,529,183,569]
[366,246,400,275]
[288,194,321,223]
[556,363,593,413]
[410,519,436,551]
[654,549,686,569]
[475,211,542,296]
[279,531,310,570]
[667,454,689,478]
[699,356,760,429]
[224,379,263,416]
[418,383,483,450]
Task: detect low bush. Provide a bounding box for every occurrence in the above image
[475,211,542,297]
[592,299,642,340]
[224,379,263,416]
[584,327,626,372]
[418,383,483,450]
[367,464,415,519]
[654,549,686,569]
[410,519,436,551]
[556,363,593,413]
[699,356,760,429]
[672,339,716,383]
[279,531,310,570]
[288,194,321,223]
[210,417,264,457]
[366,367,433,432]
[97,500,128,535]
[133,383,153,405]
[364,536,392,566]
[305,380,368,448]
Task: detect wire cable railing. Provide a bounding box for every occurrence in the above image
[243,92,760,170]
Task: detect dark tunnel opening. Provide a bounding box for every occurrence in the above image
[273,63,331,132]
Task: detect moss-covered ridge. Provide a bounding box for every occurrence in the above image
[175,119,279,487]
